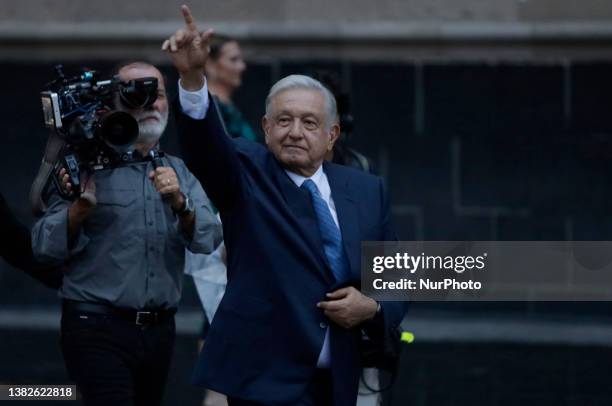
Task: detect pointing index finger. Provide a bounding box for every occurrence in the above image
[181,4,198,32]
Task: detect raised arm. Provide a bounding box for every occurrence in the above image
[163,5,245,210]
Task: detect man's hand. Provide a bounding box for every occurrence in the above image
[162,4,214,91]
[149,166,195,238]
[65,171,96,248]
[317,287,378,329]
[57,167,75,198]
[60,168,96,211]
[59,168,98,210]
[148,167,184,211]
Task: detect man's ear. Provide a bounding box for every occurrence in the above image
[262,116,271,146]
[327,123,341,151]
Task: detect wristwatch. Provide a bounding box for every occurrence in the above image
[173,193,194,217]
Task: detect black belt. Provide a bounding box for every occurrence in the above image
[62,300,176,326]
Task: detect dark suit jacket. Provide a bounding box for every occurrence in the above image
[0,192,62,289]
[178,99,406,405]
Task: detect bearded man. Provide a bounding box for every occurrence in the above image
[31,61,222,406]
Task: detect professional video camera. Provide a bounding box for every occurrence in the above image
[31,65,161,213]
[41,64,159,166]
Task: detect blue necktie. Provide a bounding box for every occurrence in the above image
[301,179,350,283]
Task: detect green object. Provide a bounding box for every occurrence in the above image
[401,331,415,344]
[216,97,259,142]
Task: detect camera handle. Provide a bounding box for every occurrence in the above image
[148,149,165,170]
[52,154,81,200]
[148,150,173,201]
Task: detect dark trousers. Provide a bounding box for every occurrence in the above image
[227,369,333,406]
[60,308,175,406]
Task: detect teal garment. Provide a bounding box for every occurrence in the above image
[215,97,259,142]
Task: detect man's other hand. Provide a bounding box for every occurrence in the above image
[148,167,184,211]
[66,171,96,244]
[61,168,96,211]
[162,4,214,91]
[317,287,378,329]
[58,167,74,197]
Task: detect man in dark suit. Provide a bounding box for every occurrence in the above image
[163,6,407,405]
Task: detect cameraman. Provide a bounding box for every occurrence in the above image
[31,61,222,406]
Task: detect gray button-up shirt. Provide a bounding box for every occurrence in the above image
[31,154,222,309]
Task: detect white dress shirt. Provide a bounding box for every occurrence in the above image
[178,78,209,120]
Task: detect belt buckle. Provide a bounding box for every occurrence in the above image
[135,311,153,326]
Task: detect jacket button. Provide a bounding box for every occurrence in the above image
[319,322,327,329]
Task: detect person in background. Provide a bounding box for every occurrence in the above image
[204,34,259,142]
[315,71,373,173]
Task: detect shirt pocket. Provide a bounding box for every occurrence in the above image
[96,188,137,207]
[86,188,138,232]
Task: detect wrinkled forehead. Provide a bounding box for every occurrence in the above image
[118,65,165,91]
[269,88,327,117]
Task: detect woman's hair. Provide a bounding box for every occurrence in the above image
[209,34,238,60]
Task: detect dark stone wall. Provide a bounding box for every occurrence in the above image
[2,60,612,316]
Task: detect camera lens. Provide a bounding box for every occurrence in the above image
[98,111,139,146]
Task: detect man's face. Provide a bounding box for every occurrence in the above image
[117,65,169,145]
[263,88,340,177]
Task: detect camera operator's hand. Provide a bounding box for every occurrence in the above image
[58,168,73,197]
[60,168,96,209]
[66,172,96,249]
[162,5,214,91]
[79,176,97,209]
[148,167,184,210]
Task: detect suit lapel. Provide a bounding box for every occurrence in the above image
[324,162,361,280]
[271,158,335,285]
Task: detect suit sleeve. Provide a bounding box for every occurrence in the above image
[0,193,63,289]
[0,193,32,268]
[175,96,246,211]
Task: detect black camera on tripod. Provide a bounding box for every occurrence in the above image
[39,65,159,198]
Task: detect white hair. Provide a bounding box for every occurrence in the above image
[265,74,338,127]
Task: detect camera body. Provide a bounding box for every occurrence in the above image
[40,65,159,197]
